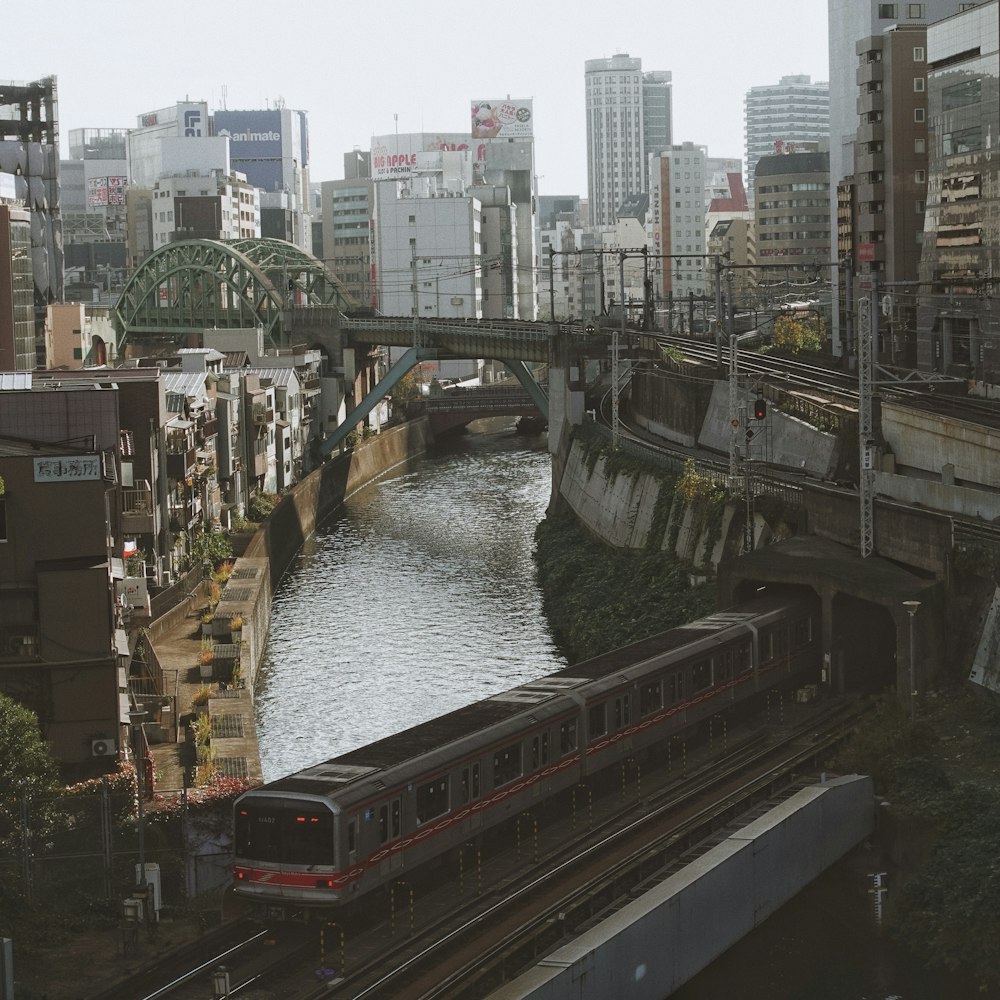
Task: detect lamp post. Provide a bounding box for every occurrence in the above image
[128,710,148,902]
[902,600,921,721]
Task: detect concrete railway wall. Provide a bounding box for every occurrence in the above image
[489,775,875,1000]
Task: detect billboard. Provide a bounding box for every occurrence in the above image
[86,176,127,208]
[215,110,284,157]
[371,133,490,181]
[471,99,533,139]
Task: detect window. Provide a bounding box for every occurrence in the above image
[668,671,684,703]
[915,199,926,213]
[614,694,631,730]
[416,779,448,824]
[913,77,925,92]
[908,3,924,16]
[915,169,926,183]
[913,46,925,62]
[493,743,522,788]
[560,720,577,755]
[915,138,926,154]
[691,659,712,692]
[878,3,896,16]
[459,762,481,801]
[640,680,662,716]
[914,108,925,123]
[588,703,607,738]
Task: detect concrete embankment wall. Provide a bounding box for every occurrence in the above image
[489,775,875,1000]
[557,436,752,569]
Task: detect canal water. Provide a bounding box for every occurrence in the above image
[254,419,967,1000]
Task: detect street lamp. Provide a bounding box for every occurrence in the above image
[902,600,921,721]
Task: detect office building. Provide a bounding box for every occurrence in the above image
[0,76,62,365]
[827,0,970,353]
[744,75,829,207]
[755,147,831,279]
[321,177,374,308]
[214,108,312,251]
[916,1,999,381]
[585,54,673,226]
[649,143,708,311]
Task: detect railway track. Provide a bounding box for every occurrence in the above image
[118,697,861,1000]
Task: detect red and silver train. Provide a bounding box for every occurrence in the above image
[233,589,820,911]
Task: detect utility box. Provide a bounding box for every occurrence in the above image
[135,862,162,920]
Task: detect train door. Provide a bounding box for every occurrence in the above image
[461,762,483,829]
[530,731,550,796]
[614,693,633,750]
[377,796,403,879]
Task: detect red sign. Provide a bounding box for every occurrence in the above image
[858,243,875,262]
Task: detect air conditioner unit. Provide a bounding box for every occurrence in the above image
[91,738,116,757]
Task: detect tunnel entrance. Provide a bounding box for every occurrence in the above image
[831,593,897,695]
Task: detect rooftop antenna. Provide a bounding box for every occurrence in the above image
[221,84,227,110]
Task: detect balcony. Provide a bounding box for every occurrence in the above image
[121,485,155,534]
[166,446,197,480]
[301,376,321,393]
[0,626,40,661]
[857,91,884,116]
[252,403,274,426]
[197,417,219,442]
[857,61,883,86]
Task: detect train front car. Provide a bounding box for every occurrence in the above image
[233,788,346,910]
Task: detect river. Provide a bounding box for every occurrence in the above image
[253,419,966,1000]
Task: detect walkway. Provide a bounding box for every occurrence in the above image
[144,593,262,796]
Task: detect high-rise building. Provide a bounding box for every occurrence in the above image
[743,75,830,207]
[321,177,374,308]
[648,143,708,315]
[851,23,933,362]
[827,0,970,354]
[214,108,312,252]
[585,54,672,227]
[917,0,999,381]
[0,76,62,366]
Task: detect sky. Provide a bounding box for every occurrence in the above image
[8,0,829,196]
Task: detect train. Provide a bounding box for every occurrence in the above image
[232,588,821,912]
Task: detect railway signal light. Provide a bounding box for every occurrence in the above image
[753,399,767,420]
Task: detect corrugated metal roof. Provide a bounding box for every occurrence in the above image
[0,372,32,391]
[161,371,209,399]
[242,367,296,386]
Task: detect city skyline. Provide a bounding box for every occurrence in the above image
[10,0,828,196]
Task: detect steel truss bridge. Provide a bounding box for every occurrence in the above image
[113,239,616,454]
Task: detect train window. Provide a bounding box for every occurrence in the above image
[542,732,549,765]
[761,631,774,663]
[614,694,631,729]
[668,671,685,703]
[378,804,388,843]
[691,659,711,692]
[588,703,607,738]
[348,820,356,855]
[416,778,449,825]
[737,641,752,673]
[640,680,662,716]
[560,720,577,755]
[236,806,334,865]
[493,743,522,788]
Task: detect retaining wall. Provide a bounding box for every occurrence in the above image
[489,774,875,1000]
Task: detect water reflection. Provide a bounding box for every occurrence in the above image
[255,423,564,782]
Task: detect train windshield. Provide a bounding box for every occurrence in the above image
[235,802,335,865]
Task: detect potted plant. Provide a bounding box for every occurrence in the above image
[198,645,214,680]
[201,610,215,636]
[230,614,244,639]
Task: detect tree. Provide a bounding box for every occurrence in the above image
[772,312,824,353]
[0,692,59,847]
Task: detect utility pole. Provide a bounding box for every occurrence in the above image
[714,254,724,368]
[410,243,419,348]
[727,271,739,493]
[614,251,624,449]
[858,275,876,558]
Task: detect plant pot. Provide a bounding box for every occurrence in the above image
[199,662,214,681]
